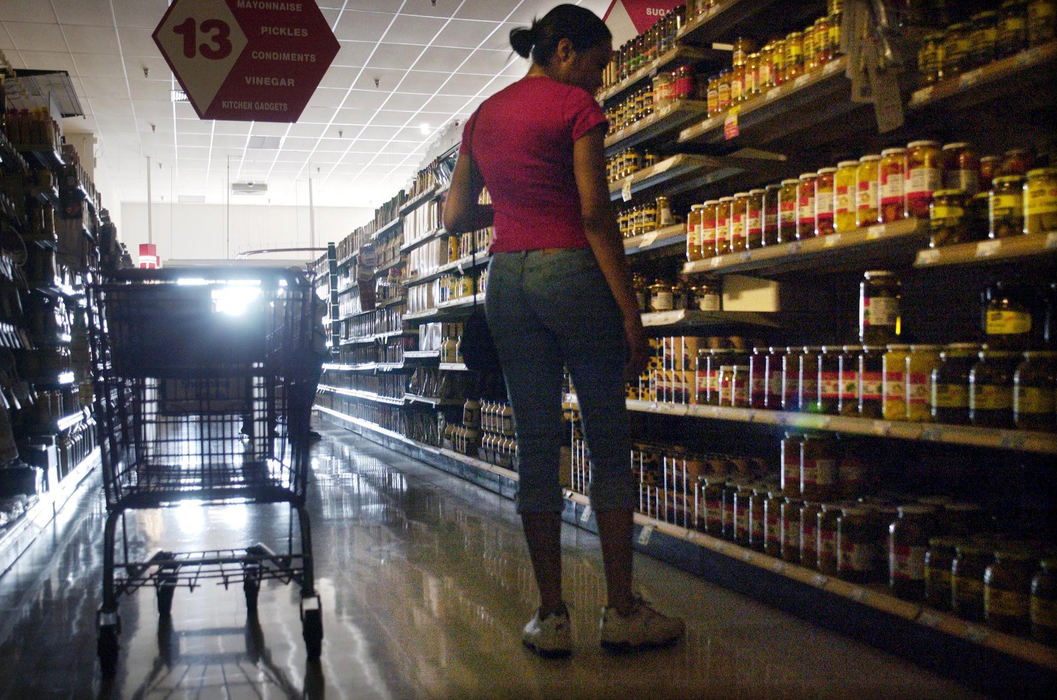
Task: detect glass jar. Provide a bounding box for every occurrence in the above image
[798,346,821,413]
[730,192,749,252]
[946,502,991,539]
[942,142,980,195]
[985,283,1035,350]
[889,505,932,600]
[1031,557,1057,644]
[817,503,841,576]
[856,155,882,227]
[990,175,1026,238]
[706,75,720,116]
[970,350,1020,428]
[858,345,885,418]
[686,204,703,261]
[800,433,838,502]
[763,183,782,245]
[834,160,859,233]
[837,345,861,417]
[926,537,959,610]
[817,346,841,415]
[918,32,945,84]
[985,547,1036,634]
[980,155,1002,192]
[837,507,876,583]
[772,38,787,85]
[700,477,724,535]
[706,349,735,406]
[814,167,836,236]
[943,22,972,76]
[800,501,822,569]
[749,347,768,408]
[650,280,674,312]
[905,140,942,219]
[781,498,804,563]
[929,189,970,247]
[765,345,785,410]
[764,490,784,556]
[931,343,981,425]
[785,31,804,80]
[781,345,801,411]
[701,200,718,258]
[717,69,731,112]
[693,281,722,311]
[758,42,775,89]
[733,483,754,546]
[730,62,745,104]
[1028,0,1057,45]
[953,542,993,622]
[778,179,799,244]
[746,189,765,249]
[859,270,901,345]
[780,432,803,497]
[715,196,732,255]
[998,0,1029,58]
[721,480,740,540]
[802,20,819,71]
[880,147,907,223]
[797,172,818,240]
[907,345,943,422]
[745,52,760,97]
[1024,167,1057,235]
[749,484,770,552]
[970,11,999,67]
[883,344,911,420]
[1014,351,1057,430]
[731,362,751,408]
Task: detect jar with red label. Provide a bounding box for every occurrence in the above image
[905,140,942,219]
[816,346,841,415]
[778,179,799,243]
[730,192,749,251]
[748,347,767,407]
[817,503,841,575]
[801,433,838,502]
[782,345,803,411]
[942,142,980,195]
[765,345,784,409]
[970,349,1019,428]
[781,497,803,563]
[733,483,753,546]
[686,204,703,261]
[837,345,861,417]
[785,31,804,80]
[721,479,742,540]
[700,200,718,258]
[834,160,859,232]
[880,147,907,223]
[798,346,822,413]
[717,69,731,112]
[764,488,785,555]
[780,432,803,497]
[731,362,752,407]
[797,172,818,239]
[800,501,822,568]
[749,484,770,551]
[858,345,885,418]
[715,196,732,255]
[704,348,735,405]
[746,188,765,248]
[856,154,881,227]
[700,477,723,535]
[814,167,836,236]
[763,183,781,245]
[838,507,878,584]
[889,505,932,600]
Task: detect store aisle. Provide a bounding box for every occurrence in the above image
[0,426,980,698]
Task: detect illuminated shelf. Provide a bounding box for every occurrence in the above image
[317,385,405,406]
[914,232,1057,269]
[640,309,779,331]
[598,44,710,103]
[623,223,686,256]
[604,99,709,156]
[609,153,746,202]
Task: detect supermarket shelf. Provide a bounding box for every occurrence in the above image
[604,99,709,156]
[32,370,76,387]
[403,350,440,360]
[678,58,850,149]
[609,153,747,202]
[403,296,479,323]
[405,393,461,407]
[321,363,363,372]
[598,44,711,103]
[677,0,782,47]
[567,395,1057,455]
[33,185,60,208]
[399,186,438,216]
[400,227,445,254]
[914,232,1057,269]
[640,309,780,331]
[338,328,414,346]
[369,216,402,242]
[373,256,405,276]
[908,42,1057,113]
[683,218,930,277]
[623,223,686,256]
[17,145,65,170]
[314,406,419,448]
[438,362,469,372]
[317,385,405,406]
[405,252,491,287]
[27,410,87,436]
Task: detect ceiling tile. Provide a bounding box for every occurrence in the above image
[416,46,470,74]
[333,10,398,42]
[63,26,120,54]
[380,91,430,113]
[53,2,115,27]
[437,73,494,97]
[72,52,128,78]
[334,90,389,115]
[297,106,336,125]
[454,0,523,22]
[117,26,161,57]
[331,41,377,69]
[318,65,362,90]
[422,94,474,115]
[111,0,168,29]
[307,88,348,109]
[432,19,503,50]
[369,42,426,71]
[14,50,76,74]
[383,14,447,45]
[7,22,66,51]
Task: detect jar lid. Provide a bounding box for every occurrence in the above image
[942,142,970,150]
[886,343,912,351]
[863,269,895,277]
[980,155,1001,162]
[881,147,907,156]
[711,347,735,354]
[817,167,837,174]
[765,182,782,190]
[749,188,766,195]
[785,345,798,352]
[788,30,802,37]
[909,344,943,351]
[859,154,881,162]
[898,505,933,516]
[992,175,1024,185]
[1023,351,1057,359]
[837,160,860,168]
[780,179,800,185]
[932,189,966,197]
[820,345,839,353]
[1027,167,1057,177]
[719,195,734,202]
[704,199,719,206]
[798,172,817,180]
[690,203,705,210]
[907,140,940,148]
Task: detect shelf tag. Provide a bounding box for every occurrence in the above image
[1045,232,1057,249]
[917,249,940,265]
[622,178,633,202]
[710,257,721,268]
[770,560,787,574]
[766,87,782,101]
[639,231,660,248]
[638,525,655,546]
[742,549,755,563]
[740,250,752,261]
[581,505,593,524]
[976,240,1001,257]
[724,107,740,140]
[824,234,842,248]
[871,420,891,437]
[866,225,886,239]
[794,74,812,88]
[563,489,574,500]
[812,574,828,588]
[958,71,979,88]
[918,611,941,628]
[850,587,867,603]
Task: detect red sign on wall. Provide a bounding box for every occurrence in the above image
[604,0,685,38]
[153,0,339,122]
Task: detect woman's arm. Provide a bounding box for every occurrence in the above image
[442,151,494,234]
[573,124,648,380]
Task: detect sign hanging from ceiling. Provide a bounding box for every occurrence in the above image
[153,0,339,122]
[603,0,685,45]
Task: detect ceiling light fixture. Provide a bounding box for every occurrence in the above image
[419,123,431,136]
[170,87,188,103]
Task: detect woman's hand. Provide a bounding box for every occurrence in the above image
[623,312,648,381]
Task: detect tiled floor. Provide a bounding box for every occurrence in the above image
[0,425,981,698]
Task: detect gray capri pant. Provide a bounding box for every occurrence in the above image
[484,248,636,514]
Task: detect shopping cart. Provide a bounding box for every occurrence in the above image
[86,266,323,675]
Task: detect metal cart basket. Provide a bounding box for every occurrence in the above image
[86,266,323,675]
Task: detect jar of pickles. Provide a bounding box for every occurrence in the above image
[815,167,836,236]
[1024,167,1057,235]
[905,140,942,219]
[715,196,732,255]
[817,346,841,415]
[860,270,901,345]
[926,537,959,610]
[834,160,859,232]
[918,32,945,84]
[730,192,749,252]
[797,172,818,239]
[859,345,885,418]
[943,22,972,76]
[856,155,882,227]
[953,541,993,621]
[746,188,765,249]
[1014,351,1057,430]
[990,175,1026,238]
[929,189,970,247]
[907,344,943,422]
[985,546,1036,634]
[781,497,803,563]
[931,343,982,425]
[880,147,907,223]
[889,505,932,600]
[838,507,878,584]
[800,501,822,568]
[701,200,719,258]
[970,349,1020,428]
[763,183,781,245]
[837,345,861,417]
[883,343,911,420]
[970,11,999,67]
[985,282,1035,350]
[943,142,980,195]
[778,179,799,243]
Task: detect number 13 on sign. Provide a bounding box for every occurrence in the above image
[172,17,233,60]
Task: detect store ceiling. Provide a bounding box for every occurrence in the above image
[0,0,610,214]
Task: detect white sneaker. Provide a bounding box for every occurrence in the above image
[600,594,685,652]
[522,603,572,658]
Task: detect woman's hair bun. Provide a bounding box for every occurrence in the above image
[509,25,536,58]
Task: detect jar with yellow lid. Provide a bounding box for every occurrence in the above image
[778,179,799,243]
[800,501,822,568]
[1014,351,1057,431]
[990,175,1026,238]
[1031,557,1057,644]
[784,31,804,80]
[929,189,970,247]
[970,11,999,68]
[926,537,960,610]
[801,434,838,502]
[1024,168,1057,235]
[907,345,943,422]
[856,155,882,227]
[797,172,818,240]
[860,270,901,345]
[701,200,719,258]
[781,498,804,563]
[834,160,859,232]
[985,547,1037,634]
[906,140,942,219]
[763,183,781,245]
[715,196,732,255]
[953,541,993,621]
[883,344,911,420]
[879,147,907,223]
[970,349,1020,428]
[730,192,749,252]
[943,22,972,76]
[1028,0,1057,46]
[817,503,842,575]
[931,343,981,425]
[815,167,836,236]
[998,0,1029,58]
[746,189,765,249]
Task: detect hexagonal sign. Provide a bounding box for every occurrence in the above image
[153,0,339,122]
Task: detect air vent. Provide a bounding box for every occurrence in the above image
[231,181,268,195]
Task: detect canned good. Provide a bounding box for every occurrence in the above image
[907,344,943,422]
[880,147,907,223]
[969,11,999,67]
[942,142,980,195]
[998,0,1029,58]
[943,22,972,76]
[746,189,765,249]
[1013,351,1057,430]
[970,350,1020,428]
[1028,0,1057,45]
[716,196,732,255]
[860,270,901,345]
[730,192,749,252]
[931,343,982,425]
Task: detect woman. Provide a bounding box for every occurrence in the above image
[443,5,684,657]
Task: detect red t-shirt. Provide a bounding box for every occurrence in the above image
[459,76,608,252]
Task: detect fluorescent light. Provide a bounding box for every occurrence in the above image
[419,123,431,136]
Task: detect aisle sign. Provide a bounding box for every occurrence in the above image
[153,0,339,122]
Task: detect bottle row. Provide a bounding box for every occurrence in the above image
[2,108,61,151]
[406,269,488,315]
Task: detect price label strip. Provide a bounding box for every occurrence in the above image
[637,525,654,546]
[580,505,593,524]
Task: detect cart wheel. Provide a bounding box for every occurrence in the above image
[243,577,260,613]
[302,608,323,660]
[98,625,119,676]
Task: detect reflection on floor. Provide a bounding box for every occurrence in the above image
[0,425,981,698]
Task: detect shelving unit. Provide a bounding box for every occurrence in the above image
[610,153,749,201]
[914,232,1057,269]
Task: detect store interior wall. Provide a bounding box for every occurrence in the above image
[119,202,371,262]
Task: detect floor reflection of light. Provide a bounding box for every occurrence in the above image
[175,500,205,535]
[218,500,250,529]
